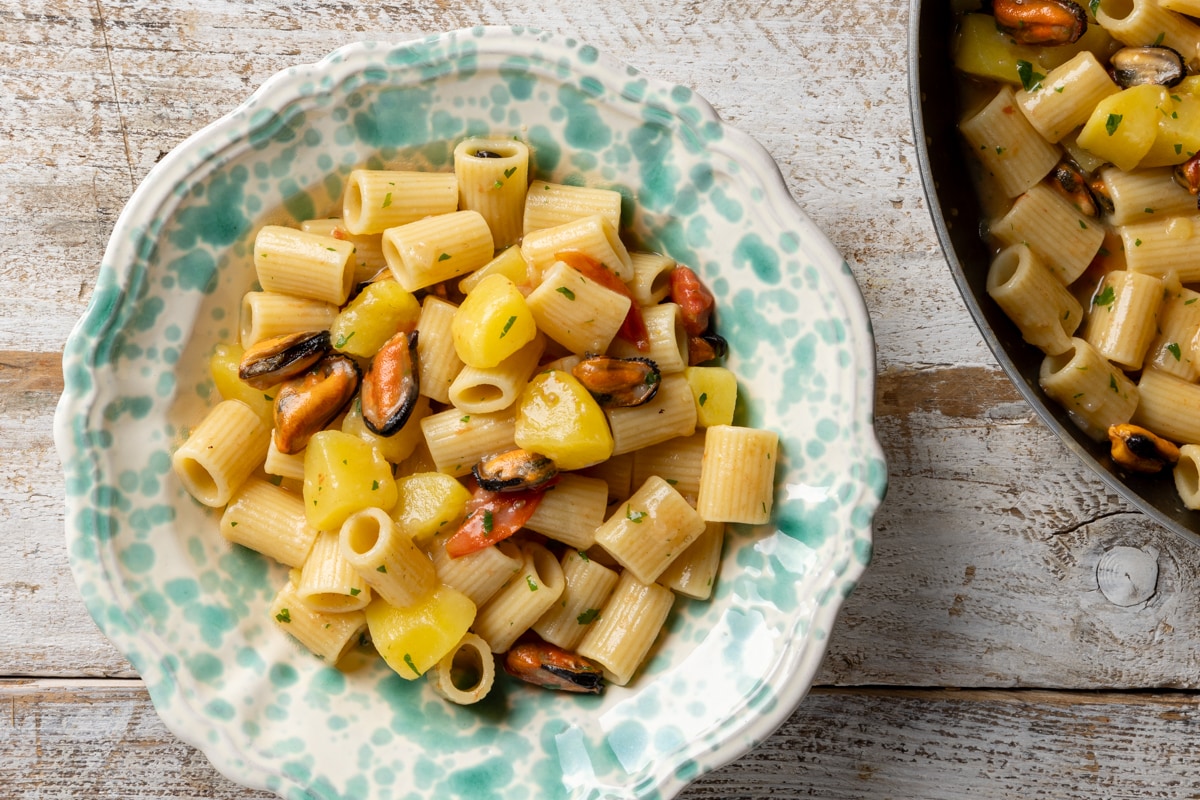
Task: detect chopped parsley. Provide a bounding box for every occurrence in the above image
[1168,342,1183,361]
[1093,285,1116,308]
[526,576,539,591]
[382,192,393,208]
[492,180,504,189]
[372,480,380,491]
[438,252,451,261]
[577,550,590,562]
[1016,60,1045,92]
[229,521,238,527]
[335,331,355,348]
[577,608,600,625]
[499,315,517,338]
[483,509,494,534]
[1106,114,1123,136]
[350,587,361,596]
[275,608,291,624]
[626,505,647,523]
[699,392,708,406]
[556,286,576,300]
[377,564,388,574]
[403,653,420,676]
[504,166,517,178]
[1109,373,1119,392]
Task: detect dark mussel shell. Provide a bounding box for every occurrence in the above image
[1048,159,1101,217]
[273,353,361,454]
[687,332,729,365]
[238,330,331,390]
[472,448,558,492]
[361,330,420,436]
[1109,45,1186,89]
[503,641,605,694]
[571,355,661,407]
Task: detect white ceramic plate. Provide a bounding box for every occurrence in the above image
[54,26,886,800]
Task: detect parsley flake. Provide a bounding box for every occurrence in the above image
[526,576,539,591]
[699,392,708,406]
[577,608,600,625]
[1168,342,1183,361]
[403,653,420,676]
[1016,60,1045,92]
[626,505,647,523]
[1094,285,1116,308]
[275,608,291,624]
[499,315,517,338]
[377,564,388,574]
[382,192,393,208]
[335,331,355,348]
[556,286,576,300]
[1106,113,1123,136]
[504,166,517,178]
[438,252,451,261]
[483,509,494,534]
[350,587,361,596]
[372,480,380,491]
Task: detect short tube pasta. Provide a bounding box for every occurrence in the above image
[606,374,698,456]
[522,180,623,236]
[253,225,356,306]
[608,302,689,373]
[532,550,620,651]
[454,138,530,248]
[420,407,517,477]
[1082,269,1163,370]
[341,169,458,235]
[1132,367,1200,445]
[576,570,675,686]
[473,541,565,653]
[990,183,1105,286]
[960,85,1061,198]
[1102,166,1199,226]
[1174,444,1200,509]
[240,291,338,349]
[657,520,725,600]
[382,210,495,292]
[219,476,319,567]
[628,251,676,306]
[594,475,707,584]
[986,244,1082,356]
[270,579,367,665]
[1096,0,1200,62]
[1039,338,1139,440]
[173,399,271,507]
[523,473,611,550]
[425,632,495,705]
[525,259,631,355]
[339,507,437,609]
[696,425,779,524]
[520,214,634,282]
[296,530,372,613]
[1015,51,1120,143]
[1145,285,1200,381]
[448,333,545,414]
[427,536,523,607]
[1121,216,1200,283]
[415,296,464,405]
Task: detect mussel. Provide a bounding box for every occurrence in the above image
[503,641,605,694]
[361,330,421,436]
[273,354,361,454]
[1108,45,1186,89]
[1107,423,1180,474]
[1173,152,1200,200]
[472,448,558,492]
[238,330,331,390]
[1048,159,1101,217]
[992,0,1087,46]
[687,332,729,365]
[571,355,661,408]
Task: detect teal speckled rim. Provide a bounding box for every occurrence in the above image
[54,26,887,800]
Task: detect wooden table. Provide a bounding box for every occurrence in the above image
[6,1,1200,797]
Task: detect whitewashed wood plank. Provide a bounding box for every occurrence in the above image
[5,680,1200,799]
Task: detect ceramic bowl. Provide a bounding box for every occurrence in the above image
[54,26,886,800]
[910,1,1200,545]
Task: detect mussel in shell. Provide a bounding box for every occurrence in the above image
[273,354,361,454]
[238,330,331,390]
[571,355,661,408]
[361,330,421,436]
[472,448,558,492]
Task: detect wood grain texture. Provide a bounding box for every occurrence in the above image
[5,680,1200,799]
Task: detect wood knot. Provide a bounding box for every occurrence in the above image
[1096,546,1159,606]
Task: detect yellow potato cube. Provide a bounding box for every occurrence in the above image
[1142,90,1200,167]
[515,370,614,470]
[303,430,398,530]
[953,14,1047,86]
[684,366,738,427]
[365,587,476,680]
[1077,84,1170,172]
[392,472,472,544]
[329,279,421,359]
[451,273,537,368]
[458,245,532,294]
[209,342,274,427]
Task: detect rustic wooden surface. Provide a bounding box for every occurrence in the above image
[5,0,1200,797]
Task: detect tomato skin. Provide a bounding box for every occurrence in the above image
[669,265,715,336]
[554,251,650,351]
[444,478,553,558]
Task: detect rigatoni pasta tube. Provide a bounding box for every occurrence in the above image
[1174,444,1200,509]
[341,170,458,235]
[607,374,698,456]
[990,183,1104,286]
[1145,286,1200,381]
[628,251,676,306]
[427,536,522,607]
[696,425,779,524]
[594,475,707,584]
[420,407,517,477]
[1039,338,1139,440]
[520,214,634,282]
[426,632,495,705]
[986,245,1082,357]
[609,303,689,373]
[1121,215,1200,282]
[454,138,530,249]
[253,225,356,306]
[240,291,338,349]
[524,473,610,550]
[296,530,371,613]
[448,333,545,414]
[474,541,565,653]
[1082,270,1163,370]
[959,85,1061,198]
[576,570,675,686]
[522,180,623,236]
[270,580,367,665]
[525,259,631,355]
[299,217,388,284]
[173,399,271,507]
[658,521,725,600]
[339,507,436,609]
[1096,0,1200,64]
[532,550,620,650]
[1015,51,1119,143]
[415,296,463,404]
[219,476,319,567]
[631,431,707,499]
[1102,166,1198,226]
[1132,368,1200,445]
[382,210,494,292]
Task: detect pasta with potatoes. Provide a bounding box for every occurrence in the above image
[172,135,780,704]
[954,0,1200,506]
